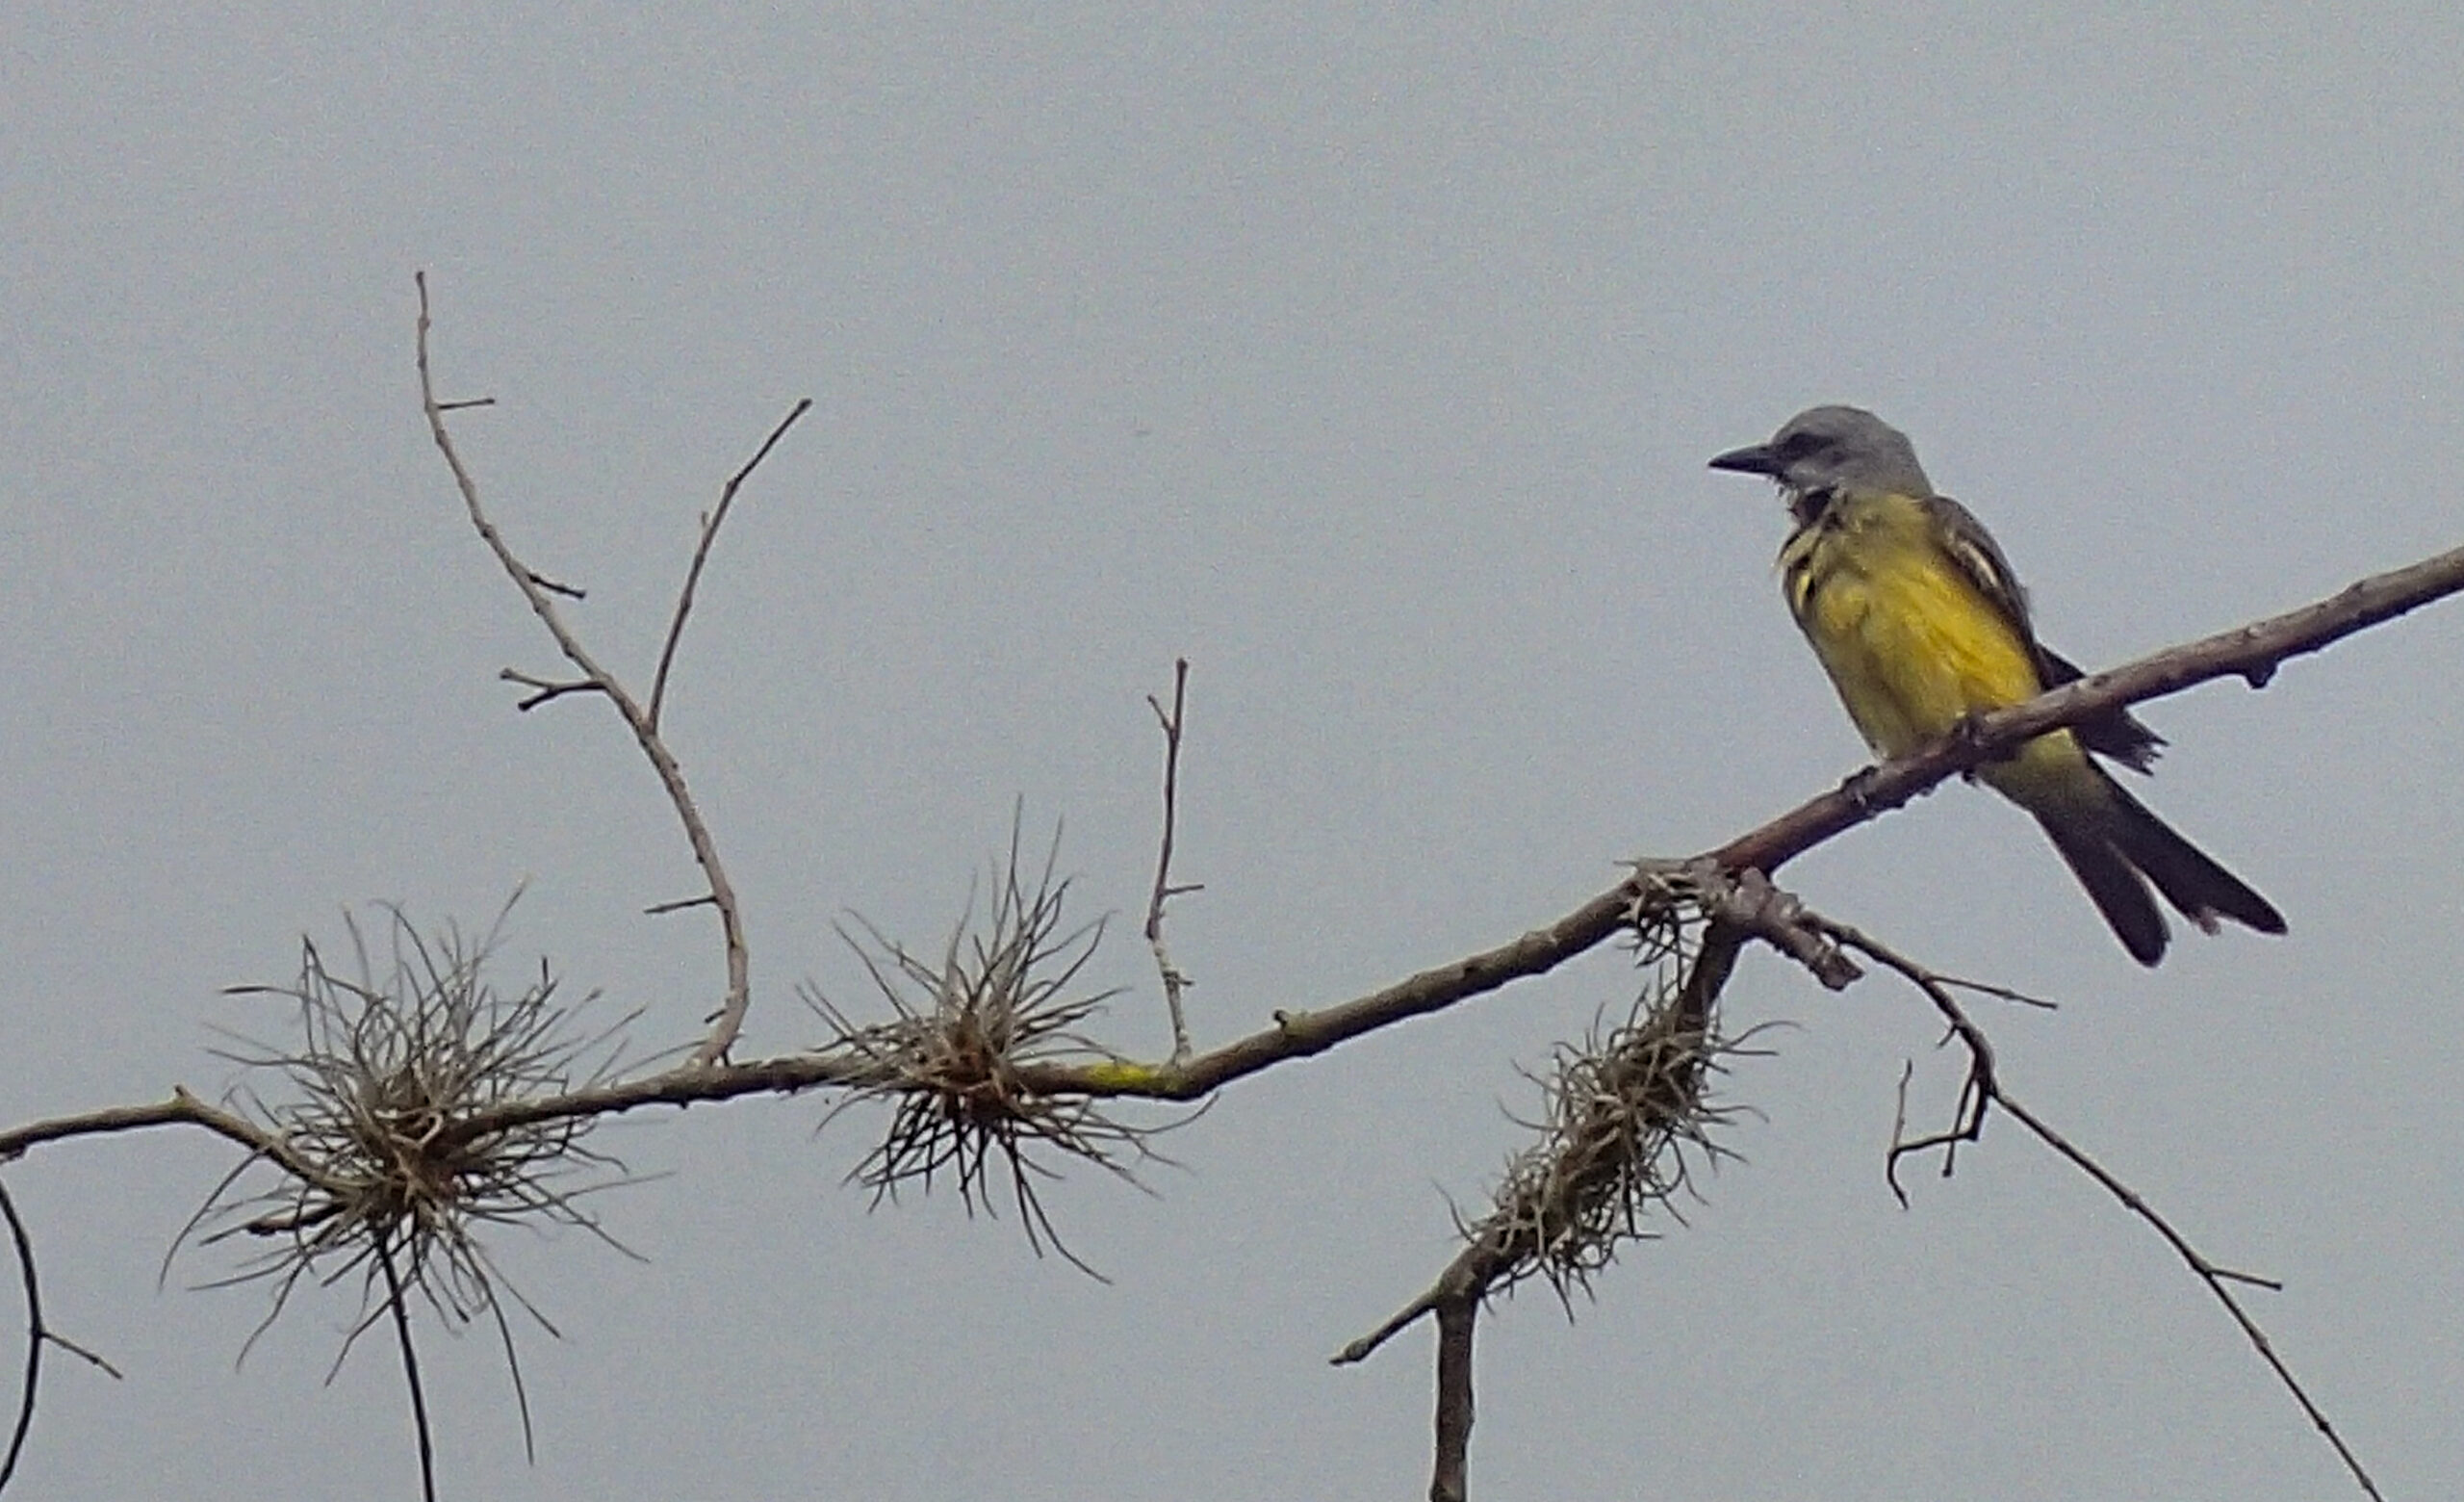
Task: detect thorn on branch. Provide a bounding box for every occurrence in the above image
[434,397,497,414]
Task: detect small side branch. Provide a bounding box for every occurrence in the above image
[374,1235,439,1502]
[1837,922,2384,1502]
[1143,659,1200,1062]
[0,1183,38,1495]
[648,398,814,734]
[414,273,765,1065]
[1992,1092,2376,1499]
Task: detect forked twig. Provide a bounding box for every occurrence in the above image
[1143,659,1201,1062]
[1830,920,2383,1502]
[413,272,789,1064]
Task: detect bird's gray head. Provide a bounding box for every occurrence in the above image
[1707,405,1934,501]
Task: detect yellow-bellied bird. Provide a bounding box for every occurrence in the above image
[1708,405,2283,965]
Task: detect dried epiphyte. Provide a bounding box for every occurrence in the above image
[184,900,641,1451]
[808,821,1177,1280]
[1480,933,1758,1308]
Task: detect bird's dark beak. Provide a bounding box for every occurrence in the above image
[1707,443,1782,477]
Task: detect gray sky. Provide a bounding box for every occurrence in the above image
[6,6,2463,1498]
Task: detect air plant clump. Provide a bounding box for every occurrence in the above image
[808,827,1169,1279]
[1477,928,1757,1308]
[184,902,640,1400]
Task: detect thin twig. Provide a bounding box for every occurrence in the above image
[1992,1092,2376,1498]
[647,398,814,733]
[498,670,603,712]
[414,272,757,1065]
[644,893,719,917]
[0,1183,38,1495]
[1143,659,1199,1062]
[1835,921,2383,1502]
[1812,920,2001,1199]
[375,1234,439,1502]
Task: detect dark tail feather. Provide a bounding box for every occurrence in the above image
[2102,779,2287,938]
[2039,816,2169,966]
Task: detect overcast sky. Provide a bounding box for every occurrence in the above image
[6,6,2463,1499]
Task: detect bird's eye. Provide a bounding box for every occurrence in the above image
[1775,431,1825,462]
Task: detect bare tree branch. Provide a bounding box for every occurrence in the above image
[1833,920,2385,1502]
[1143,658,1199,1063]
[3,510,2450,1172]
[25,512,2439,1157]
[1031,535,2464,1102]
[648,398,813,733]
[0,335,2449,1496]
[1710,536,2464,880]
[0,1182,39,1496]
[414,272,765,1066]
[0,1090,332,1189]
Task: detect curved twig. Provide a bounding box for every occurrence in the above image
[1835,920,2383,1502]
[0,1183,38,1495]
[648,398,813,733]
[375,1233,439,1502]
[0,1090,329,1191]
[414,272,767,1065]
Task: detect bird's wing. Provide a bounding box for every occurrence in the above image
[1924,494,2167,773]
[1920,495,2037,643]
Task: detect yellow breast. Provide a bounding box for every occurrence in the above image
[1780,491,2086,794]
